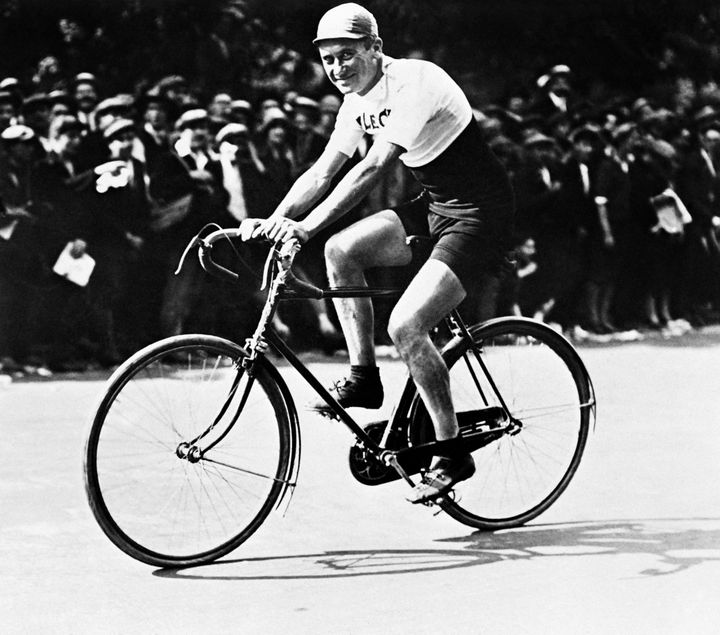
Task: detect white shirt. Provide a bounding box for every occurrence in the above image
[549,91,568,113]
[218,141,248,221]
[701,148,716,178]
[579,162,590,195]
[326,56,472,168]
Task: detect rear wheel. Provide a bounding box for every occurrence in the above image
[84,335,293,567]
[410,318,594,530]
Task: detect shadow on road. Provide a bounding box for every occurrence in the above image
[153,517,720,581]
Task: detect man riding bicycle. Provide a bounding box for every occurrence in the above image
[240,2,515,503]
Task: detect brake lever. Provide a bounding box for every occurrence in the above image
[260,239,302,290]
[260,243,276,290]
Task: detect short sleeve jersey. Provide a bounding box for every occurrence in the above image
[325,56,472,168]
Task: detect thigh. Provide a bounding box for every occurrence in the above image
[391,258,466,332]
[327,209,413,269]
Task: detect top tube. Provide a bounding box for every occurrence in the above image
[189,227,404,301]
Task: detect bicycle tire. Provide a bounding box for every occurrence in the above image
[84,334,296,568]
[409,317,595,530]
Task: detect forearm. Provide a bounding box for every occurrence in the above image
[301,160,382,238]
[273,166,334,220]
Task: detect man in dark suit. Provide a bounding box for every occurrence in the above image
[556,123,605,331]
[0,125,46,372]
[30,115,96,369]
[91,118,151,361]
[528,65,576,119]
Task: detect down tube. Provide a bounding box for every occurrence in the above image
[263,330,378,448]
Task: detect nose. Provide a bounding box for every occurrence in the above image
[332,58,346,78]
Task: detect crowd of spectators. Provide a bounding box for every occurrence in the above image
[484,65,720,339]
[1,55,720,376]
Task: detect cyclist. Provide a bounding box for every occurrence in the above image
[240,3,515,503]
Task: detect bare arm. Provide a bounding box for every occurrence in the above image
[301,140,404,238]
[264,140,404,243]
[273,147,349,220]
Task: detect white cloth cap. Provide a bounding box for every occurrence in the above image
[313,3,378,44]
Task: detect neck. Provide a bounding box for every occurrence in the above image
[358,56,384,96]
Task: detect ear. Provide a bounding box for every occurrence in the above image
[372,37,383,53]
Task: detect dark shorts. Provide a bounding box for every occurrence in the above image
[392,194,514,291]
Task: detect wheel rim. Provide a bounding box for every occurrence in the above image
[445,323,590,526]
[89,343,286,561]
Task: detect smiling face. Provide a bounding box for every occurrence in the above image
[317,37,383,96]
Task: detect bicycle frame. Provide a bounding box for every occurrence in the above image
[185,227,517,479]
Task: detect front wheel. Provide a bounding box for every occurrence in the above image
[84,334,296,567]
[410,317,595,530]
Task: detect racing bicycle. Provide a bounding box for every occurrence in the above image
[83,227,596,568]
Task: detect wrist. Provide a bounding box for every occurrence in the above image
[298,219,315,240]
[272,208,293,221]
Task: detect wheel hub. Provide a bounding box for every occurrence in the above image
[176,442,202,463]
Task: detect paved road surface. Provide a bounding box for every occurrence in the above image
[2,329,720,634]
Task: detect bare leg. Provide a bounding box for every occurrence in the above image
[324,210,412,366]
[388,259,466,441]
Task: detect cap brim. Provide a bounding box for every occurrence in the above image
[313,32,368,45]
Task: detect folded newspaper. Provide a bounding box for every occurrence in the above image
[52,242,96,287]
[649,188,692,234]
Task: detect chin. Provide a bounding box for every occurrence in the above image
[333,82,354,95]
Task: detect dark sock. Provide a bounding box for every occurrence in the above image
[349,364,380,384]
[432,436,465,464]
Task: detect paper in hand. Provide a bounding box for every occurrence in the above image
[52,242,96,287]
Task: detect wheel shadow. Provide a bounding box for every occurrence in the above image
[153,517,720,581]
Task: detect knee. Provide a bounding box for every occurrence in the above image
[324,234,350,269]
[387,308,419,352]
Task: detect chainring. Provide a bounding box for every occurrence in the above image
[348,421,403,486]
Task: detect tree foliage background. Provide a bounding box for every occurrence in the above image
[1,0,719,104]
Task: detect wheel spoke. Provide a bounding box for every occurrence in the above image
[428,320,592,529]
[85,336,291,567]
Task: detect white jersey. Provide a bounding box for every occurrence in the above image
[326,56,473,168]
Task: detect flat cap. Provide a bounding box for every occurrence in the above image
[0,77,20,91]
[524,131,559,148]
[103,118,136,141]
[94,95,132,116]
[258,106,289,132]
[537,64,571,88]
[293,96,320,111]
[1,124,35,142]
[216,122,249,144]
[156,74,188,91]
[230,99,253,113]
[72,72,98,86]
[175,108,209,130]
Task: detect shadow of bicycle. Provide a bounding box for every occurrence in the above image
[153,517,720,581]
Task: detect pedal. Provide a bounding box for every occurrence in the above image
[431,489,458,511]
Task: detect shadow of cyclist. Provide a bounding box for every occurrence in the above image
[153,517,720,581]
